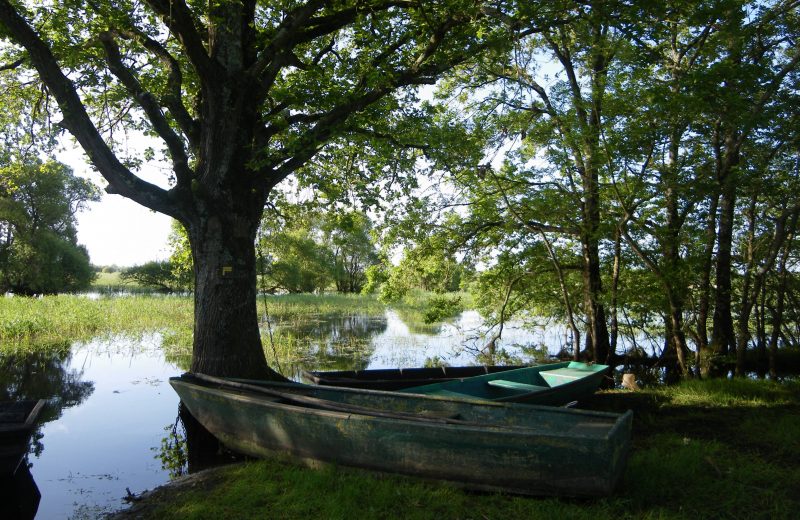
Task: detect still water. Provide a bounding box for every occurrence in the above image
[2,310,555,519]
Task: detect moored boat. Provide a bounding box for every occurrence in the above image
[301,365,524,391]
[171,372,632,497]
[400,361,610,406]
[0,400,46,477]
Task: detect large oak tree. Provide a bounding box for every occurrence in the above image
[0,0,541,377]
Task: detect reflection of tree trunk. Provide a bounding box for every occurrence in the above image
[180,402,235,474]
[0,464,40,520]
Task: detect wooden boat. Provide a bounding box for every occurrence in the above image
[400,361,610,406]
[301,365,524,391]
[171,373,632,497]
[0,400,46,477]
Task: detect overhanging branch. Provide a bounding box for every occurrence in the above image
[143,0,213,81]
[99,31,194,187]
[106,28,200,148]
[0,0,176,216]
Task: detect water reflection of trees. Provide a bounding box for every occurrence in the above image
[156,404,245,479]
[391,307,445,335]
[279,314,388,374]
[0,342,94,456]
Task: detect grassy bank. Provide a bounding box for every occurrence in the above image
[115,378,800,519]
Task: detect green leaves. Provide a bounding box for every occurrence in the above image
[0,158,98,293]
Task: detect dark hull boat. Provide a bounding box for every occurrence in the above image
[0,400,46,477]
[301,365,524,391]
[171,373,632,497]
[400,361,611,406]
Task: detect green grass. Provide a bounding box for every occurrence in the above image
[92,271,128,287]
[121,378,800,520]
[0,294,194,351]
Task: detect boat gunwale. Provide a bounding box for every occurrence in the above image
[217,374,627,420]
[490,364,612,402]
[302,365,523,385]
[0,399,46,433]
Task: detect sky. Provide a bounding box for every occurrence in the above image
[57,143,173,267]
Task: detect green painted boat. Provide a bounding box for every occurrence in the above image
[400,361,610,406]
[171,372,632,497]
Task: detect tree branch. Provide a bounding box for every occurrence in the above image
[259,14,479,187]
[0,56,24,71]
[99,31,194,188]
[0,0,176,215]
[143,0,213,81]
[106,28,200,148]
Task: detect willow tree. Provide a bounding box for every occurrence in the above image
[0,0,516,377]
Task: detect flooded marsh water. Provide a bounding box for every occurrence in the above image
[2,309,555,518]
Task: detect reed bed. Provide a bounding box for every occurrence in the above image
[0,295,193,348]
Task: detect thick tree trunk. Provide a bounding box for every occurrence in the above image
[664,300,690,376]
[697,191,719,374]
[711,178,736,360]
[609,228,621,355]
[187,212,284,380]
[583,237,611,364]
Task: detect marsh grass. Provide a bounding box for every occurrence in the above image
[0,295,194,350]
[0,293,397,374]
[119,378,800,520]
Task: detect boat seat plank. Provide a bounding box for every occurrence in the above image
[486,380,547,392]
[548,368,594,378]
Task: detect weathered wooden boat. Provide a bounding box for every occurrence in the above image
[0,400,46,477]
[400,361,610,406]
[301,365,524,391]
[171,372,632,497]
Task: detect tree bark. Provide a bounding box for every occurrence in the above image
[187,210,284,379]
[697,190,719,373]
[711,168,737,360]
